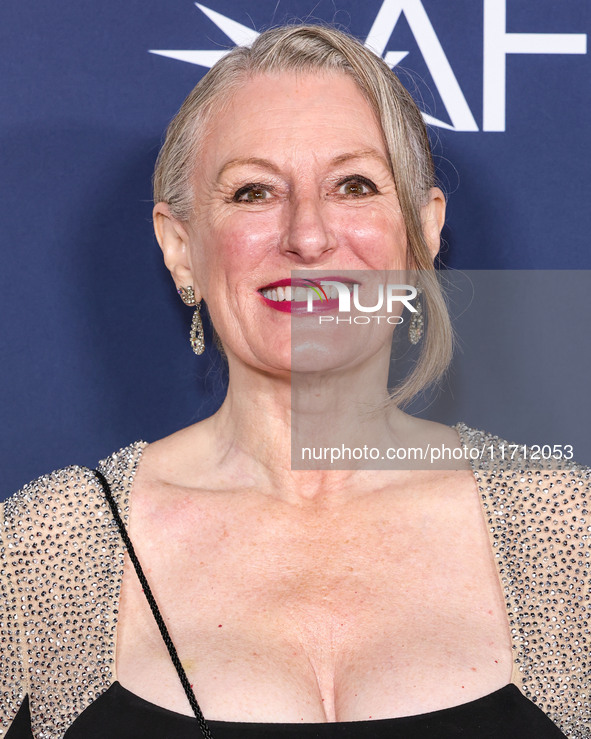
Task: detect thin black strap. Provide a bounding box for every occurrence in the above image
[93,468,214,739]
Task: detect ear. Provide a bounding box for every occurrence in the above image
[153,202,201,300]
[420,187,446,261]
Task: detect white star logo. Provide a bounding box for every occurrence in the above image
[150,4,258,68]
[150,1,478,131]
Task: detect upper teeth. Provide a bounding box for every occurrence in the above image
[261,283,354,302]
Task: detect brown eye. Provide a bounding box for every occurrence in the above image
[233,184,272,202]
[342,181,367,195]
[337,176,377,197]
[245,187,268,201]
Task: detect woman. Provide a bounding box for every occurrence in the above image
[1,23,587,739]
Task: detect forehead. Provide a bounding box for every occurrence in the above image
[197,71,389,175]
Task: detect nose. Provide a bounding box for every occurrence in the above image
[281,195,334,263]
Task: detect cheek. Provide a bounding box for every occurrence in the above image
[338,206,407,266]
[196,212,279,293]
[219,214,278,262]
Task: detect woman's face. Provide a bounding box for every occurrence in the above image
[158,71,442,374]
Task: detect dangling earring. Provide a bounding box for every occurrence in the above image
[408,287,424,345]
[190,302,205,355]
[177,286,205,355]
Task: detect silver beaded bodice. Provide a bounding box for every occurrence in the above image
[0,427,589,738]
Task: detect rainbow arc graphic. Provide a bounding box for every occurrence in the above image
[302,279,328,302]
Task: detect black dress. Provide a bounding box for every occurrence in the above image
[8,682,567,738]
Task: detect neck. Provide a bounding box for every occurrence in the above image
[204,344,410,499]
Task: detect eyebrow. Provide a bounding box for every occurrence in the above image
[216,157,281,181]
[216,148,392,181]
[330,148,391,172]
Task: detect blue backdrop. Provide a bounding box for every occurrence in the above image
[1,0,589,495]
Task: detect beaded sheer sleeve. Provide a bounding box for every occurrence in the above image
[0,430,590,738]
[458,424,591,738]
[0,442,147,739]
[0,508,27,731]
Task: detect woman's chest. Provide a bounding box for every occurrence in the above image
[115,476,513,721]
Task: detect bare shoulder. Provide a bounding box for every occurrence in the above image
[382,412,470,471]
[385,411,463,446]
[132,418,226,491]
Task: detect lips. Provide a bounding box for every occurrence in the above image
[258,277,357,314]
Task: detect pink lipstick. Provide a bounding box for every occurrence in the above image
[258,277,357,314]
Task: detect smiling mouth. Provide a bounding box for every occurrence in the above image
[258,278,355,303]
[257,278,357,315]
[260,284,352,302]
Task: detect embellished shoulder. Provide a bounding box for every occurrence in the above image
[0,441,147,739]
[456,423,591,737]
